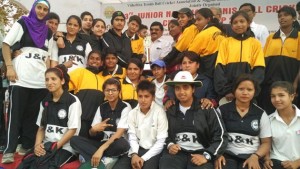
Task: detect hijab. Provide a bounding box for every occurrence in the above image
[21,0,50,48]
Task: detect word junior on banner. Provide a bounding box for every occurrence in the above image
[137,11,164,19]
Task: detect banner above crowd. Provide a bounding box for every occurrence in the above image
[100,0,299,33]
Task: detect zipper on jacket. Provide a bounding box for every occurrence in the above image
[280,38,286,55]
[240,34,243,62]
[95,74,98,90]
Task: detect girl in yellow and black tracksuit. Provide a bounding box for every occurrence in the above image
[214,11,265,99]
[99,48,126,82]
[188,8,226,79]
[163,8,199,68]
[69,50,105,138]
[258,6,300,114]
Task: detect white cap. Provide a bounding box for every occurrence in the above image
[165,71,202,87]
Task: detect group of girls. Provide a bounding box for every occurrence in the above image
[167,5,300,116]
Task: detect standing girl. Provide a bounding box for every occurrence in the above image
[168,19,182,45]
[188,8,225,79]
[1,0,52,163]
[163,7,199,69]
[51,15,92,72]
[214,11,265,103]
[258,6,300,114]
[89,18,106,52]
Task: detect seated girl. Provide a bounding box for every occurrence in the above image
[264,81,300,169]
[160,71,227,169]
[215,74,271,169]
[70,78,131,168]
[18,65,82,168]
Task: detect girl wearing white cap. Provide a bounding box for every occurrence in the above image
[160,71,227,169]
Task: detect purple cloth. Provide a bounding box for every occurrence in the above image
[21,0,50,48]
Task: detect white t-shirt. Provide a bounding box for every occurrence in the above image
[36,93,82,154]
[269,106,300,161]
[91,101,132,141]
[128,101,168,161]
[4,21,55,88]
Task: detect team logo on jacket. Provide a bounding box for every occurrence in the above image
[58,109,67,119]
[76,45,84,52]
[251,119,259,131]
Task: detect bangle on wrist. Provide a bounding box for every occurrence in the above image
[6,65,13,67]
[253,153,261,158]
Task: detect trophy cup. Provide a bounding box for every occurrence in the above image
[143,35,151,71]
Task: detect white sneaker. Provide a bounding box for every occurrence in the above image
[1,153,14,164]
[101,157,118,169]
[18,146,30,155]
[79,154,86,163]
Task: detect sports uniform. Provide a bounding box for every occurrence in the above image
[163,24,199,66]
[258,29,300,114]
[102,29,132,68]
[160,98,227,169]
[36,91,82,166]
[113,101,168,169]
[125,33,144,59]
[3,17,52,154]
[69,67,105,137]
[268,106,300,168]
[217,101,271,169]
[120,77,139,108]
[188,25,225,79]
[151,75,170,107]
[214,30,265,98]
[70,99,131,161]
[51,33,92,72]
[99,64,126,82]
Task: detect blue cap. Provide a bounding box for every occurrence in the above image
[151,59,166,68]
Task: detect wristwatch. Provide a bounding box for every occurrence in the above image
[203,152,211,161]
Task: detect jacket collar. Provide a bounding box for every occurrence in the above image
[168,96,198,116]
[44,90,69,104]
[86,66,101,74]
[231,28,254,41]
[273,28,298,39]
[109,28,124,38]
[104,98,125,112]
[102,64,124,76]
[124,31,140,40]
